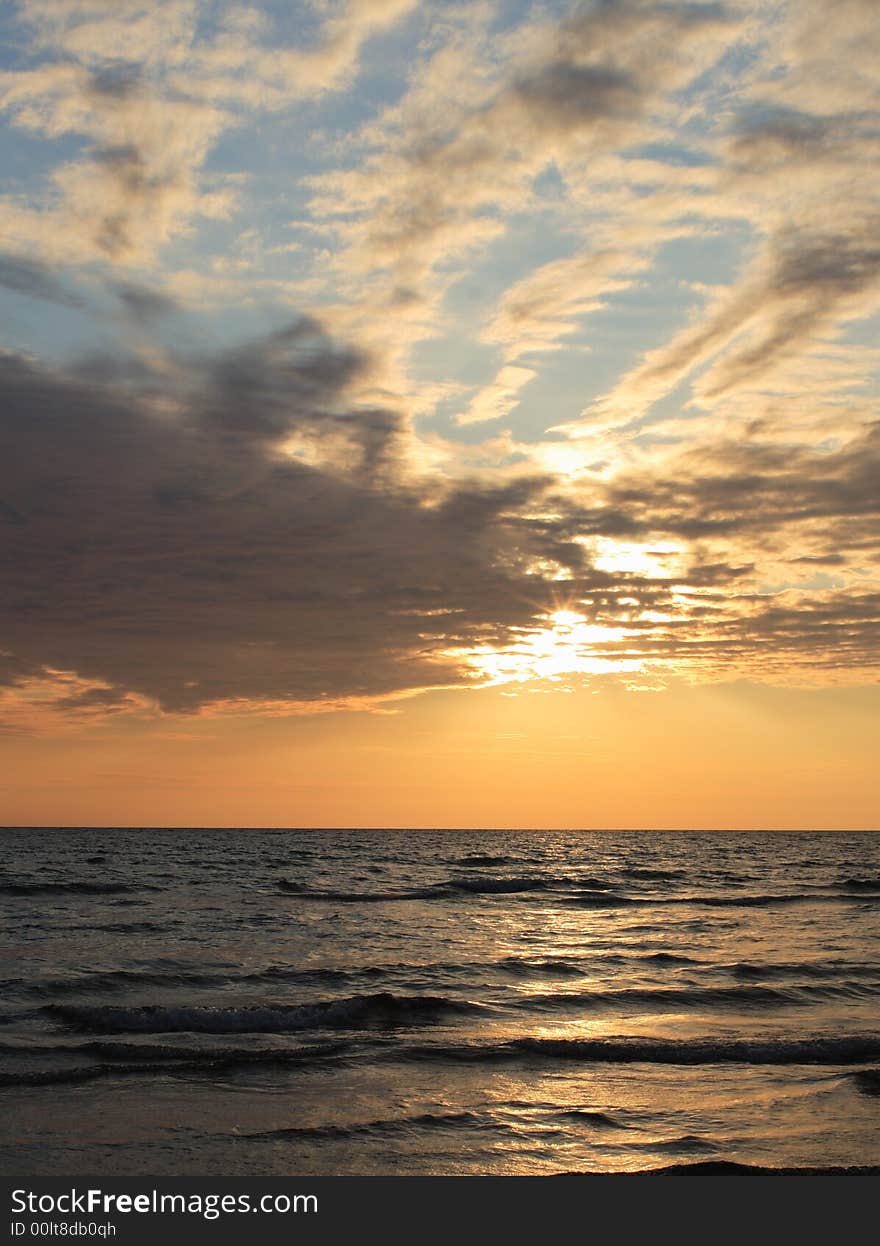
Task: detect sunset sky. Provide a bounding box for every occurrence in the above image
[0,0,877,828]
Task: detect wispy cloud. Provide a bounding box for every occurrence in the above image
[0,0,418,265]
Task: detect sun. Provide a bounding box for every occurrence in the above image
[441,607,644,687]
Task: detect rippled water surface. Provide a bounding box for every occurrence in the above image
[1,829,879,1174]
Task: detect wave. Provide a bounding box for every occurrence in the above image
[47,991,484,1034]
[728,960,880,982]
[397,1034,880,1066]
[851,1069,880,1096]
[517,981,880,1013]
[10,960,410,998]
[10,967,236,997]
[562,892,636,908]
[77,1037,355,1063]
[278,879,448,903]
[10,946,722,996]
[8,1035,880,1090]
[564,890,879,910]
[644,952,703,965]
[452,855,515,867]
[29,946,744,999]
[606,1161,880,1175]
[687,891,880,908]
[621,867,684,881]
[0,1038,355,1087]
[628,1134,720,1154]
[446,876,550,895]
[498,951,702,976]
[244,1111,494,1143]
[0,880,146,897]
[497,956,586,978]
[554,1109,628,1129]
[840,877,880,892]
[0,1066,124,1086]
[277,874,556,901]
[89,921,165,934]
[273,874,848,908]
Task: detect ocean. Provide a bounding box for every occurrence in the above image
[1,828,878,1175]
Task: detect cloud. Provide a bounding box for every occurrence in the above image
[177,0,419,107]
[309,0,737,287]
[460,244,655,425]
[114,281,179,323]
[0,333,576,716]
[0,0,418,267]
[296,0,742,430]
[0,251,84,307]
[587,222,880,428]
[0,1,877,727]
[1,327,878,728]
[564,0,880,433]
[578,424,880,546]
[0,57,232,265]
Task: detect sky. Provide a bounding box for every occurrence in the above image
[0,0,877,828]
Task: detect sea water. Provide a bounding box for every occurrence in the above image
[1,828,878,1174]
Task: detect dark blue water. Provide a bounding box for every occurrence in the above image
[1,829,878,1173]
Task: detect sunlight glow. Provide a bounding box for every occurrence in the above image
[443,609,644,686]
[590,539,685,579]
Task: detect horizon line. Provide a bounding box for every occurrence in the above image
[2,825,878,834]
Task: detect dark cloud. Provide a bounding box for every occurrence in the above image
[730,105,838,166]
[666,590,880,674]
[562,0,731,45]
[198,319,367,444]
[513,62,643,133]
[771,229,880,302]
[631,224,880,404]
[89,65,144,100]
[790,553,848,566]
[0,253,84,309]
[115,282,179,323]
[566,425,880,544]
[508,0,732,141]
[0,333,579,712]
[90,145,161,258]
